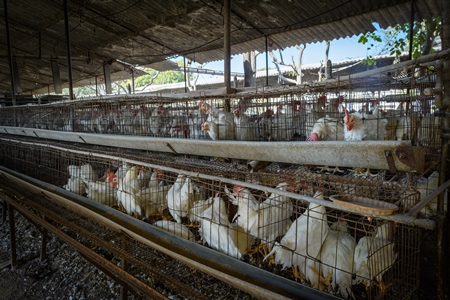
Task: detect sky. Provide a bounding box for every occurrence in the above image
[195,35,369,74]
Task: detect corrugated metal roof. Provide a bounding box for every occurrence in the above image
[0,0,443,95]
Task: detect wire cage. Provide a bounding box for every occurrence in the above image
[0,136,423,299]
[0,65,441,148]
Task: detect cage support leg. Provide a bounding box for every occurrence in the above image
[7,202,16,269]
[40,227,48,261]
[120,235,130,300]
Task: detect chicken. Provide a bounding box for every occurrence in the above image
[189,196,214,223]
[416,171,447,216]
[258,109,275,140]
[153,220,195,242]
[63,177,87,195]
[117,177,141,217]
[199,196,243,259]
[80,163,98,182]
[201,120,235,140]
[343,105,387,141]
[319,218,356,299]
[233,109,258,141]
[264,189,329,288]
[149,105,171,136]
[67,165,81,178]
[325,95,344,117]
[305,96,327,137]
[115,161,130,179]
[395,115,411,140]
[353,223,397,292]
[271,104,295,141]
[307,116,344,141]
[137,172,171,218]
[116,166,143,199]
[166,175,199,223]
[84,168,118,205]
[225,182,294,255]
[198,100,234,126]
[198,101,235,140]
[116,166,142,217]
[416,113,441,147]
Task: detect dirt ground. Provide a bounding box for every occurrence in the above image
[0,210,119,300]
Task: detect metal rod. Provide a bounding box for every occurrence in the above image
[7,202,16,269]
[0,167,339,300]
[40,227,48,261]
[177,66,244,77]
[1,199,6,224]
[408,0,415,61]
[95,76,98,97]
[0,129,424,173]
[2,193,169,300]
[3,0,16,106]
[407,177,450,217]
[183,56,187,93]
[0,153,435,229]
[131,69,135,94]
[265,35,269,86]
[120,236,130,300]
[436,125,449,300]
[223,0,231,89]
[63,0,74,100]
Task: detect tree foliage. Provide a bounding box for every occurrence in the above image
[69,60,188,97]
[358,17,441,66]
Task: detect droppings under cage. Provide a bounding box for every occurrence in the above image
[0,137,430,300]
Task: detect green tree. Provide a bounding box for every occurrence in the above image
[358,18,441,66]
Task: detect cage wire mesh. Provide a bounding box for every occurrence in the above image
[0,136,423,299]
[0,61,444,299]
[0,68,442,176]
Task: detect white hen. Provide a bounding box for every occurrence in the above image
[167,175,199,223]
[233,109,258,141]
[63,177,87,195]
[265,190,329,288]
[137,173,171,218]
[353,223,397,291]
[226,182,293,247]
[153,220,195,241]
[319,218,356,299]
[201,121,235,140]
[343,105,387,141]
[307,116,344,141]
[80,163,98,182]
[199,196,243,259]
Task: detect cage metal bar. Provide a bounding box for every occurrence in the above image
[407,177,450,217]
[0,129,424,173]
[1,192,170,300]
[0,166,336,300]
[7,202,16,268]
[0,138,435,229]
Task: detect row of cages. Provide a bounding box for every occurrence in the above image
[0,137,436,299]
[0,75,441,146]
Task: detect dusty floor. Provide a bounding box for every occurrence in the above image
[0,210,119,300]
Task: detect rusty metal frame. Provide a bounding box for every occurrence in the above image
[0,165,341,300]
